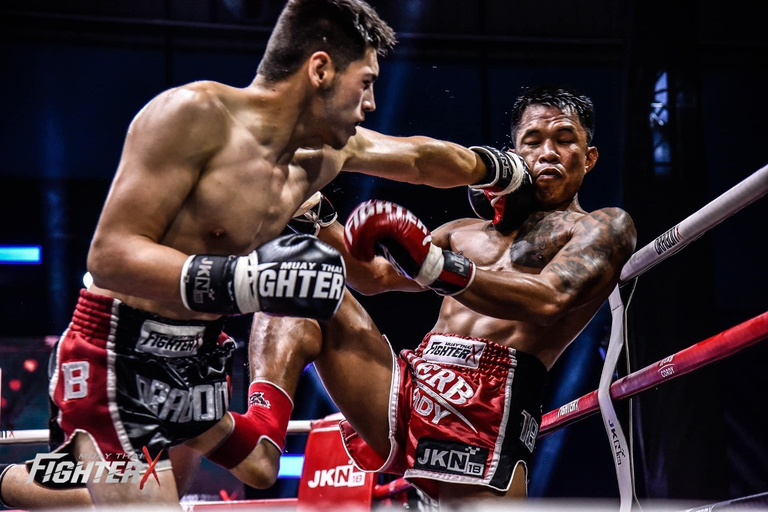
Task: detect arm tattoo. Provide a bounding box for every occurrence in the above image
[509,208,636,300]
[507,211,570,268]
[548,209,635,298]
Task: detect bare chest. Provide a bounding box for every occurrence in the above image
[163,135,309,255]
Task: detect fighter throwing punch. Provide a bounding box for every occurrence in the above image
[0,0,525,508]
[250,85,637,506]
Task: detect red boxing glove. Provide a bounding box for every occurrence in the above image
[344,200,475,296]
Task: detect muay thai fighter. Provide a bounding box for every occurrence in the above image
[249,85,637,506]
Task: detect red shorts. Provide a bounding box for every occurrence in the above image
[48,290,234,469]
[340,332,547,500]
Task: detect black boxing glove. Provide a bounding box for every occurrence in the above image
[468,172,536,232]
[468,147,535,231]
[467,187,495,221]
[181,234,346,320]
[288,192,338,236]
[344,200,475,296]
[471,145,529,194]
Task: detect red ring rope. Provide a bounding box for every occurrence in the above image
[540,309,768,436]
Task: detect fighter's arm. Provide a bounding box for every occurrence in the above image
[87,87,227,302]
[291,128,527,206]
[344,200,636,322]
[337,127,486,187]
[459,208,637,324]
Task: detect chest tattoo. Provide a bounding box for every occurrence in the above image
[507,211,580,268]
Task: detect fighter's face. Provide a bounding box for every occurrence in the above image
[321,48,379,149]
[514,104,597,209]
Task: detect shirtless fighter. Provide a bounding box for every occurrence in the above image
[249,85,637,507]
[0,0,523,508]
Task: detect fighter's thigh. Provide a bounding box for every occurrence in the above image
[314,290,394,452]
[0,464,92,509]
[437,464,526,505]
[249,313,322,387]
[168,444,203,497]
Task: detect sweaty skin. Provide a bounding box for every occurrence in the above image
[35,43,488,508]
[246,103,637,505]
[431,207,634,370]
[342,104,636,369]
[86,47,485,321]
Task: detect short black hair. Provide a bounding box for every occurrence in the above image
[510,85,596,145]
[257,0,397,83]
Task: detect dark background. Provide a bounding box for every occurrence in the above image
[1,0,766,508]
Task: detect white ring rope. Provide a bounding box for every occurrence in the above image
[599,287,635,512]
[600,163,768,512]
[621,163,768,282]
[0,422,313,445]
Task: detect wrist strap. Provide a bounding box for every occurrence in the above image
[181,254,239,314]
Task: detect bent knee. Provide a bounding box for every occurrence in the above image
[231,441,281,489]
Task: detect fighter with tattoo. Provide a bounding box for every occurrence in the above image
[248,85,637,508]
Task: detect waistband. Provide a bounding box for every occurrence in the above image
[415,332,547,379]
[71,289,226,347]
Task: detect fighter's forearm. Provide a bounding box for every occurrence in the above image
[411,138,487,188]
[87,234,190,303]
[455,270,575,325]
[342,128,485,188]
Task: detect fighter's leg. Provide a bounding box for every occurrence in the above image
[169,443,203,497]
[0,463,92,509]
[184,413,278,490]
[71,432,179,506]
[188,290,393,486]
[313,289,394,457]
[0,444,199,509]
[236,312,328,484]
[234,288,394,475]
[438,462,528,505]
[185,314,323,489]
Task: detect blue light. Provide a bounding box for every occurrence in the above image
[278,455,304,479]
[0,245,42,264]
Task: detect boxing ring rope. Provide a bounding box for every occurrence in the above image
[540,309,768,436]
[620,163,768,282]
[594,163,768,511]
[2,164,767,508]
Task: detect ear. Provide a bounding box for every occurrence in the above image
[584,146,599,174]
[307,51,335,90]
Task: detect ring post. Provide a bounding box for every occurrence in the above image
[296,414,376,511]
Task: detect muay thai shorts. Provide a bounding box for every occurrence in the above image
[340,332,547,500]
[48,289,235,469]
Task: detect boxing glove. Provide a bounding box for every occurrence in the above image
[288,192,338,236]
[344,200,475,296]
[467,187,496,221]
[181,234,345,320]
[471,145,529,194]
[468,146,535,231]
